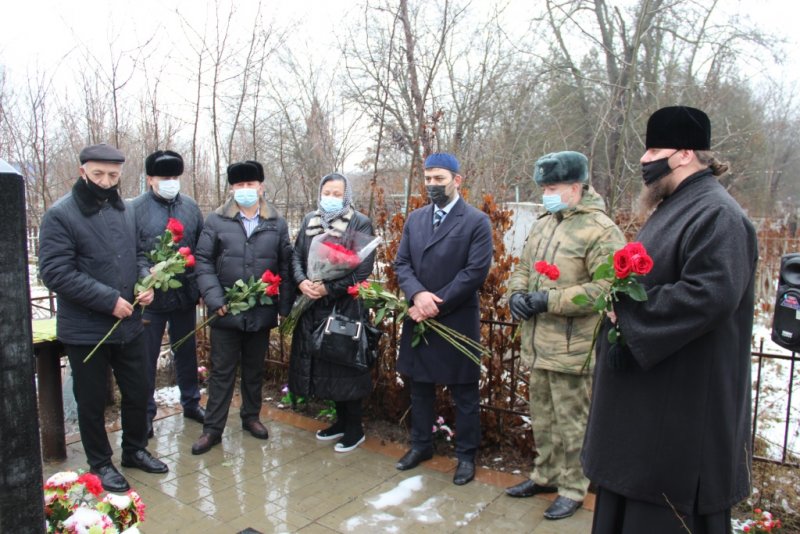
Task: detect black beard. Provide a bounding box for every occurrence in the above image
[636,179,669,217]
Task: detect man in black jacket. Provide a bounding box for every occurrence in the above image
[39,143,169,492]
[191,161,294,455]
[132,150,205,438]
[582,106,758,533]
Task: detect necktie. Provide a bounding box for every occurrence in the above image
[433,209,445,229]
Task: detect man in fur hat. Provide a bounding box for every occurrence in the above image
[582,106,758,533]
[132,150,205,438]
[505,151,625,520]
[191,161,294,455]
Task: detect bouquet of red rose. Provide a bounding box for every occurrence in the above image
[171,269,281,351]
[572,241,653,369]
[44,470,146,533]
[84,218,194,362]
[349,280,489,366]
[279,229,381,335]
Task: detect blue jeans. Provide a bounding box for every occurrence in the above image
[142,307,202,420]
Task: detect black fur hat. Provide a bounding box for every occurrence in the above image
[227,161,264,184]
[533,151,589,185]
[145,150,184,177]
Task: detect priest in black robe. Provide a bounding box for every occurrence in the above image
[582,106,758,534]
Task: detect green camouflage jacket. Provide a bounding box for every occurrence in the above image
[508,186,625,374]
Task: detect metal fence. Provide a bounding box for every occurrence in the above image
[30,293,797,466]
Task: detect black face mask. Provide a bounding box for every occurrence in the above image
[426,185,451,208]
[641,151,677,185]
[83,176,120,201]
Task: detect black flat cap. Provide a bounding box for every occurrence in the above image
[146,150,184,177]
[79,143,126,164]
[227,161,264,184]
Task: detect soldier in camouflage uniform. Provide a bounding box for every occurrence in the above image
[505,151,625,520]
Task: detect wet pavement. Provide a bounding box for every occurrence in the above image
[42,406,594,533]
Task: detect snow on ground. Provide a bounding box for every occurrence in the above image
[752,324,799,462]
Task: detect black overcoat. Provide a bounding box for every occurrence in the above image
[582,170,758,515]
[394,197,493,384]
[287,210,375,401]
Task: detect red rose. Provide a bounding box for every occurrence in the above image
[265,284,279,297]
[184,254,196,268]
[166,218,184,242]
[625,242,647,257]
[261,269,281,286]
[347,283,360,298]
[613,249,632,278]
[545,265,560,280]
[534,261,548,274]
[630,253,653,275]
[178,246,191,257]
[77,473,104,497]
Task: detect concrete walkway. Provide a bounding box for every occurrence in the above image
[42,406,594,533]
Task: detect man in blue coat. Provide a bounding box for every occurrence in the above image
[394,153,493,485]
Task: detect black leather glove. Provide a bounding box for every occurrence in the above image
[525,291,548,315]
[509,292,534,321]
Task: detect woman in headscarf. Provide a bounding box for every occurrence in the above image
[288,173,375,452]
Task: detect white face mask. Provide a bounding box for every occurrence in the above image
[156,179,180,200]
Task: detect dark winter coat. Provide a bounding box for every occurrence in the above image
[394,197,493,384]
[582,169,758,515]
[288,209,375,401]
[38,179,144,345]
[132,190,204,312]
[194,195,294,331]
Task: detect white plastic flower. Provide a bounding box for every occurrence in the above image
[45,471,79,489]
[104,493,132,510]
[62,506,116,533]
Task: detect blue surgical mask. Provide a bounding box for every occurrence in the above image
[234,188,259,207]
[156,179,180,200]
[319,196,344,213]
[542,193,568,213]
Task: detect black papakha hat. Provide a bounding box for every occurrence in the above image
[227,161,264,184]
[79,143,125,164]
[145,150,184,177]
[645,106,711,150]
[533,151,589,185]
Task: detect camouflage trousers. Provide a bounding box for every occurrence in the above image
[529,368,591,501]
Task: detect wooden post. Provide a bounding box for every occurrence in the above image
[0,159,45,530]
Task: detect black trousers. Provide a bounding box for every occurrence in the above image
[142,307,202,420]
[410,381,480,462]
[592,486,733,534]
[203,327,269,435]
[65,334,148,469]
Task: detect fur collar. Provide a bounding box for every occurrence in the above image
[72,178,125,217]
[305,207,354,236]
[215,195,279,220]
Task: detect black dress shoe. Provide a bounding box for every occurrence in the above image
[453,460,475,485]
[243,420,269,439]
[505,480,558,498]
[544,495,583,520]
[395,448,433,471]
[191,432,222,455]
[90,464,130,493]
[183,405,206,423]
[121,449,169,474]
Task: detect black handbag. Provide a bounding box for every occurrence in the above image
[312,303,371,370]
